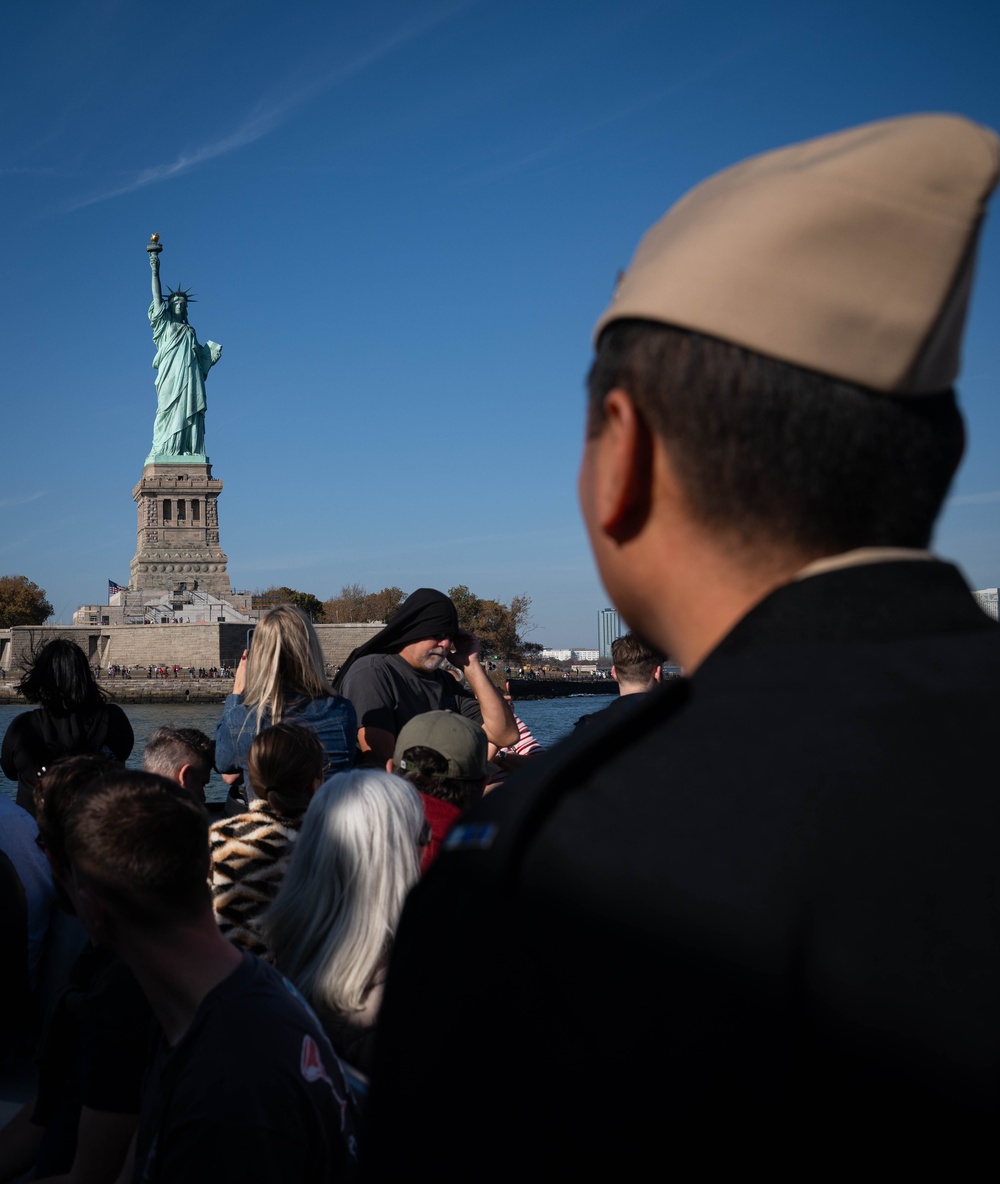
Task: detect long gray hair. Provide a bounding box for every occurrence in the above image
[263,769,424,1013]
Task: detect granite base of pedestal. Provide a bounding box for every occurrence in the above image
[130,462,231,600]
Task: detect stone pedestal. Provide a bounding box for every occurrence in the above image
[130,463,230,599]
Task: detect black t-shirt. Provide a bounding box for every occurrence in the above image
[339,653,482,737]
[573,690,651,729]
[32,944,154,1177]
[1,705,134,814]
[134,952,359,1183]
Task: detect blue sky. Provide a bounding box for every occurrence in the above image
[2,0,999,647]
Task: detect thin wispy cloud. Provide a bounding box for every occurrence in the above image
[457,29,779,190]
[948,490,1000,506]
[0,491,45,511]
[66,4,466,212]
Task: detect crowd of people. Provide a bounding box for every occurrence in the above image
[2,112,1000,1179]
[97,665,235,680]
[0,587,542,1181]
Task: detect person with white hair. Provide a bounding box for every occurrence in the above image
[263,769,426,1075]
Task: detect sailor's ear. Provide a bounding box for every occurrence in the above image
[582,388,654,542]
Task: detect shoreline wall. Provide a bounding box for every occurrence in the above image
[0,621,382,681]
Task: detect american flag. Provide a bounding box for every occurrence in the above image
[108,580,126,595]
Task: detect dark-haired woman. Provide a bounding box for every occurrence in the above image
[1,640,133,815]
[209,723,324,958]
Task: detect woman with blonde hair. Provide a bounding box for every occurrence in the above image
[215,605,356,813]
[263,768,426,1074]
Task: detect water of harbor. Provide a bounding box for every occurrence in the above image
[0,694,617,804]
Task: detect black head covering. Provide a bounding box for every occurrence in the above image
[333,588,459,691]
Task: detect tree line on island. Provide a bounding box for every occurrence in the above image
[0,575,541,665]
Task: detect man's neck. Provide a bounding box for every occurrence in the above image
[119,914,243,1047]
[625,523,814,674]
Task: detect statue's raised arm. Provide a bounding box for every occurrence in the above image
[144,235,221,465]
[149,234,164,314]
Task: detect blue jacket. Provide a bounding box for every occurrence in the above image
[214,692,356,781]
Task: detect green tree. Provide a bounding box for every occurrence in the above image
[448,585,535,662]
[251,585,324,622]
[0,575,54,627]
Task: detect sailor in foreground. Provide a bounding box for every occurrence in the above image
[363,114,1000,1177]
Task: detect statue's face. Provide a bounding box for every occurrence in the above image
[170,295,187,318]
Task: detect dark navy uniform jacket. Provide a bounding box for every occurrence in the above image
[363,561,1000,1179]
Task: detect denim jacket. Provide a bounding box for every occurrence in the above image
[214,692,357,780]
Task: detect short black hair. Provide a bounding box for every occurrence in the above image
[587,320,965,555]
[397,745,482,810]
[64,770,210,930]
[35,753,124,871]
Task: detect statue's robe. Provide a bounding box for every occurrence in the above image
[149,300,216,457]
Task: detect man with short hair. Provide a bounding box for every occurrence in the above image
[142,726,214,802]
[63,770,358,1182]
[335,587,516,766]
[575,631,663,727]
[364,115,1000,1175]
[609,632,663,694]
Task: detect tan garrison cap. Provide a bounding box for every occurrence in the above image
[595,114,999,393]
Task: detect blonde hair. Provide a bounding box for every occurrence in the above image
[242,606,333,732]
[263,769,424,1014]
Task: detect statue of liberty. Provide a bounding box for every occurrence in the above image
[145,235,222,463]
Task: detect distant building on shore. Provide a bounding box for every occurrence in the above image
[973,588,999,620]
[74,585,257,627]
[537,648,599,662]
[598,608,622,658]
